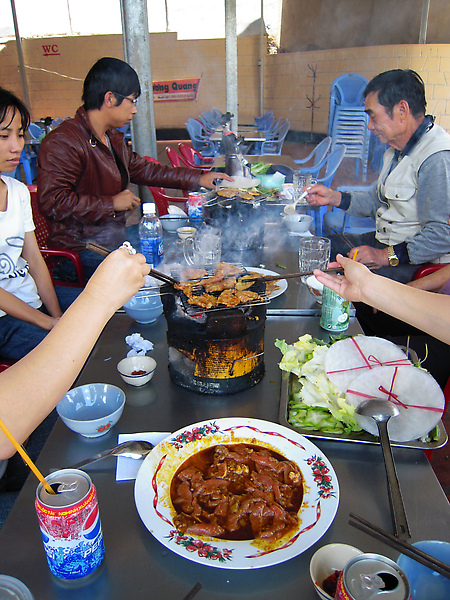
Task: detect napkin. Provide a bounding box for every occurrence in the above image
[125,333,154,357]
[116,432,169,481]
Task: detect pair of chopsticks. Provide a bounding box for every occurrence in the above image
[0,418,55,495]
[349,513,450,579]
[331,226,355,250]
[85,241,179,286]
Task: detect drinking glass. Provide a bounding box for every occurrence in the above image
[183,227,221,269]
[293,172,317,205]
[298,236,331,283]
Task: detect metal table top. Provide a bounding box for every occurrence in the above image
[0,314,448,599]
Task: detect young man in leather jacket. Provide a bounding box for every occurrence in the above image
[37,57,231,278]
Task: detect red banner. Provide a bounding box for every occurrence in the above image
[153,78,200,102]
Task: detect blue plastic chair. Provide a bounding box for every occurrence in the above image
[185,118,216,156]
[254,110,274,131]
[328,73,369,136]
[117,123,132,144]
[304,145,347,236]
[260,119,290,155]
[294,136,332,174]
[323,184,377,236]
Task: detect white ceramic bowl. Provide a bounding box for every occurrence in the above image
[117,356,157,386]
[305,274,324,304]
[284,213,313,233]
[397,540,450,600]
[57,383,126,438]
[177,226,197,240]
[122,286,163,324]
[310,543,363,600]
[160,214,189,233]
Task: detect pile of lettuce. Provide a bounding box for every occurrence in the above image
[275,335,362,435]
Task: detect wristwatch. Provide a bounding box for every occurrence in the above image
[387,246,399,267]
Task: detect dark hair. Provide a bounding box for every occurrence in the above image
[364,69,426,118]
[0,87,30,131]
[82,57,141,110]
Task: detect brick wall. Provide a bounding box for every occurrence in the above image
[0,33,449,135]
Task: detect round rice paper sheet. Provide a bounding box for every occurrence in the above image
[345,365,445,442]
[325,336,411,393]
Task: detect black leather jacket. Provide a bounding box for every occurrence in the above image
[37,107,201,252]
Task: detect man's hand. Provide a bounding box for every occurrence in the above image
[305,184,342,207]
[348,245,389,268]
[112,189,141,212]
[198,172,233,189]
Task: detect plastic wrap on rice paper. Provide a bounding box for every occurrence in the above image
[324,336,412,393]
[345,365,445,442]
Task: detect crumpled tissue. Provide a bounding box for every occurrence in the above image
[125,333,154,357]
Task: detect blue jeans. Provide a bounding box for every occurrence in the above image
[0,286,82,360]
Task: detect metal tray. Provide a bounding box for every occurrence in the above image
[279,372,448,450]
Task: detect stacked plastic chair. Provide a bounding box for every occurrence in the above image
[185,118,216,157]
[178,143,214,170]
[254,110,274,131]
[328,74,370,182]
[294,136,332,174]
[259,119,290,155]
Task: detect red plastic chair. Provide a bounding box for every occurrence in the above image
[28,185,85,287]
[143,157,188,216]
[165,146,183,168]
[178,142,214,170]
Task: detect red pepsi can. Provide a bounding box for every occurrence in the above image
[35,469,105,580]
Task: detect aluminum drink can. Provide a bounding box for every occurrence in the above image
[335,553,411,600]
[35,469,105,580]
[320,286,350,332]
[188,191,205,222]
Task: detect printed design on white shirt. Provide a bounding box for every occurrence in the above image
[0,235,29,279]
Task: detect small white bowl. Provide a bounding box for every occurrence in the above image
[310,543,363,600]
[160,214,189,233]
[284,213,313,233]
[305,274,324,304]
[122,286,163,324]
[177,226,197,240]
[117,356,157,387]
[57,383,126,438]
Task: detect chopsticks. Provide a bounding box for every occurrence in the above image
[182,582,202,600]
[349,513,450,579]
[331,227,354,250]
[85,241,179,286]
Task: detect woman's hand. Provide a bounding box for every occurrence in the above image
[84,248,150,313]
[314,254,373,302]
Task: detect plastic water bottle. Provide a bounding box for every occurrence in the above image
[139,202,163,268]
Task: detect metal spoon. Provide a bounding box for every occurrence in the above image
[65,440,154,470]
[355,399,411,540]
[284,188,309,214]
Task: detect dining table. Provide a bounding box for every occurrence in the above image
[0,218,449,599]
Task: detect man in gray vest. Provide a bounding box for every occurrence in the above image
[307,69,450,283]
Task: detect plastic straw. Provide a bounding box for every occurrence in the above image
[0,417,55,495]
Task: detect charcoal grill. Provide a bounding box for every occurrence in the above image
[161,277,267,394]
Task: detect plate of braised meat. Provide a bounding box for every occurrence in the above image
[134,417,339,569]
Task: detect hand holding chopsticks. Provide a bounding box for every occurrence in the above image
[349,513,450,579]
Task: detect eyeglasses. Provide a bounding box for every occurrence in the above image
[114,92,138,105]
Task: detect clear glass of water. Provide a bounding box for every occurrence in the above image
[298,236,331,283]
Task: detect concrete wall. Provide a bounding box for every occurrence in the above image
[280,0,450,52]
[0,32,449,137]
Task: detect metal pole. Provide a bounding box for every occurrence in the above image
[225,0,238,133]
[419,0,430,44]
[260,0,264,117]
[10,0,30,108]
[120,0,156,203]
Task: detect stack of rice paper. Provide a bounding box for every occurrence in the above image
[277,335,445,442]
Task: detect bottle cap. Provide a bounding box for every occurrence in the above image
[142,202,156,215]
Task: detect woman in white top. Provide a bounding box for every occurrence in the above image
[0,87,80,360]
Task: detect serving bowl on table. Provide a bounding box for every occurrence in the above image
[57,383,126,438]
[258,173,286,192]
[122,285,163,324]
[397,540,450,600]
[305,274,324,303]
[135,417,339,569]
[117,356,157,387]
[283,213,313,234]
[160,214,189,233]
[309,543,363,600]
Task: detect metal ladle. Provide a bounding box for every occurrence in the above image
[283,188,310,214]
[355,398,411,540]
